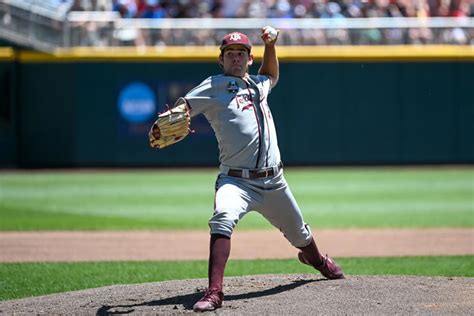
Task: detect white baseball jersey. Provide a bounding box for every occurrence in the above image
[182,73,311,248]
[184,74,281,170]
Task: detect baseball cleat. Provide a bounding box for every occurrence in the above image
[298,252,345,280]
[193,288,224,312]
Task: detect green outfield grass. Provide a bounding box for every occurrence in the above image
[0,167,472,230]
[0,167,472,302]
[1,256,472,301]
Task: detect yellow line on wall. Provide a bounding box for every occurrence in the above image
[16,45,474,63]
[0,48,15,61]
[19,47,221,63]
[272,45,474,62]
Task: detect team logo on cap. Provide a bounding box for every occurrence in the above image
[229,33,242,41]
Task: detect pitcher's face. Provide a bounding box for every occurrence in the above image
[220,45,253,77]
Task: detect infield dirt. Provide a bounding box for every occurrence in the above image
[1,228,473,262]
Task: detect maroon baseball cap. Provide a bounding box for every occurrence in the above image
[220,32,252,52]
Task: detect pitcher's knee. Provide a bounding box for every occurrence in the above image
[208,210,239,238]
[283,224,312,248]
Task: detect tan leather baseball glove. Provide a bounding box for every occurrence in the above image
[149,99,190,149]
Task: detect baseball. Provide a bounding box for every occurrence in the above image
[264,26,278,41]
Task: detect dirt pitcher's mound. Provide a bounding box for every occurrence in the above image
[1,275,473,315]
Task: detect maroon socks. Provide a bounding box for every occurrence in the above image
[298,237,324,267]
[208,234,231,291]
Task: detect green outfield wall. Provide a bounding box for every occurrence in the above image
[0,48,17,167]
[1,46,473,167]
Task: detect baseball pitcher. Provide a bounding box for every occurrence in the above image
[149,26,344,312]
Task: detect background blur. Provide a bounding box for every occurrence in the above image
[0,0,473,168]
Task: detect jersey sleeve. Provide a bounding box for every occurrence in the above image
[184,76,215,118]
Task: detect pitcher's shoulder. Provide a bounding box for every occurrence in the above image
[210,75,249,92]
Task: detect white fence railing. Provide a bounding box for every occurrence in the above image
[65,15,474,48]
